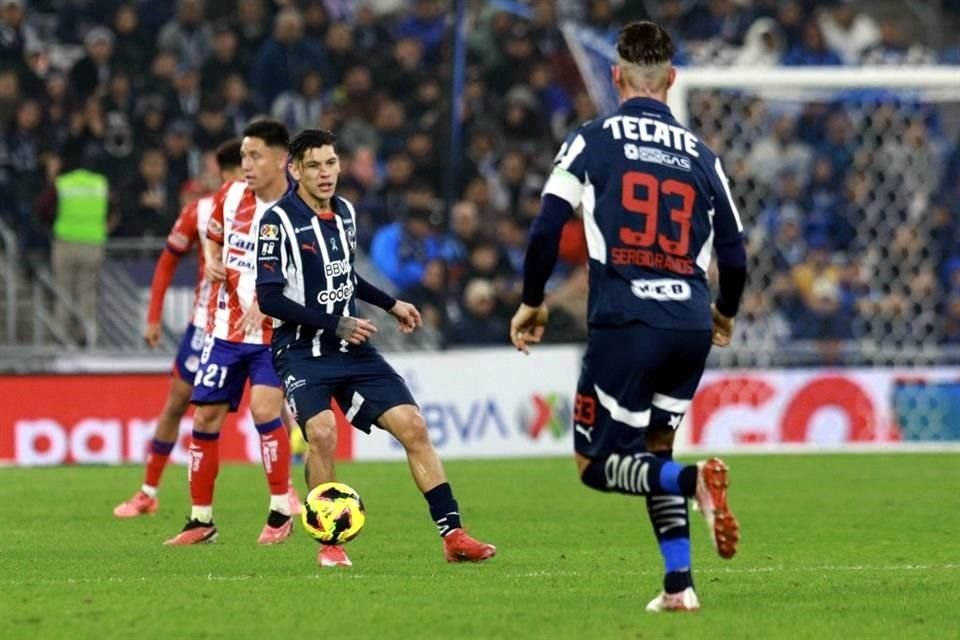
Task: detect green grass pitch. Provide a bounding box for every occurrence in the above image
[1,454,958,639]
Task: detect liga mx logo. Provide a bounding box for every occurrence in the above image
[517,393,572,440]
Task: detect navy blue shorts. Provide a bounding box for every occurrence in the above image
[273,346,416,435]
[172,324,205,381]
[574,323,712,459]
[190,336,282,411]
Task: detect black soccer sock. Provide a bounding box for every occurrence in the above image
[424,482,462,537]
[644,450,694,594]
[580,453,697,496]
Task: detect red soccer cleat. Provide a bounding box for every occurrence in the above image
[257,513,293,545]
[317,544,352,567]
[695,457,740,559]
[442,528,496,563]
[164,519,218,545]
[113,491,158,518]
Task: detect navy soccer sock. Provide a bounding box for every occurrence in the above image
[424,482,462,537]
[581,452,697,496]
[645,450,694,594]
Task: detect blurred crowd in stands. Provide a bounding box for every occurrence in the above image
[1,0,959,354]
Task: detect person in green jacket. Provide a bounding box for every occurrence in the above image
[50,150,110,346]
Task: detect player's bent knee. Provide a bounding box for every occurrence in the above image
[192,404,226,433]
[305,413,337,452]
[645,425,676,452]
[400,410,431,451]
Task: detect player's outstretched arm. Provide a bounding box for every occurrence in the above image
[513,193,575,353]
[707,155,747,347]
[144,249,181,348]
[353,273,420,335]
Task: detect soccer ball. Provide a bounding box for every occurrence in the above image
[301,482,366,545]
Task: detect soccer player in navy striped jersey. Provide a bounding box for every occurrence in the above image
[255,129,495,567]
[511,22,744,611]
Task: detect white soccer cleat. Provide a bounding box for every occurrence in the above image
[646,587,701,612]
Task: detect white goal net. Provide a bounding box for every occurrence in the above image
[667,68,960,368]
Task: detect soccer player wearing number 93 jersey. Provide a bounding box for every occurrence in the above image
[511,22,746,611]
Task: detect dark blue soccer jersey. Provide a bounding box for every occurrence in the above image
[544,97,744,331]
[255,192,364,356]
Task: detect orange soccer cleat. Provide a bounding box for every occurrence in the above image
[257,514,293,545]
[442,529,496,563]
[317,544,352,567]
[164,519,218,545]
[113,491,158,518]
[695,457,740,559]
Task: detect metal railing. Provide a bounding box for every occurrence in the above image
[0,217,16,344]
[30,264,96,348]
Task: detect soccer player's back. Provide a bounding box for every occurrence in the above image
[512,21,746,611]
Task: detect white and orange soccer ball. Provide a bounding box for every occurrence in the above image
[301,482,366,545]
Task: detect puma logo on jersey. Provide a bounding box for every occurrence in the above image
[301,242,318,254]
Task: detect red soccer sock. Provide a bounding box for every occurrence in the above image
[143,438,176,491]
[256,418,291,501]
[188,431,220,507]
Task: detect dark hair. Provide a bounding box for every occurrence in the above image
[215,138,242,170]
[242,118,290,149]
[617,21,674,66]
[289,129,337,162]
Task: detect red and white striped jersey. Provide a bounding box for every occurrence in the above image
[205,181,280,344]
[148,195,216,331]
[191,196,215,329]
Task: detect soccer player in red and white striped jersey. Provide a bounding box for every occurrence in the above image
[165,120,294,546]
[113,140,242,518]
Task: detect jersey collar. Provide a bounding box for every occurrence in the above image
[292,189,339,221]
[620,97,674,118]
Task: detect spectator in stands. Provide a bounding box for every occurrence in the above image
[399,258,448,332]
[158,0,213,69]
[734,17,784,67]
[193,97,232,151]
[324,21,360,87]
[221,73,260,134]
[112,4,151,79]
[393,0,446,59]
[354,3,391,57]
[370,205,452,291]
[373,99,408,160]
[746,113,813,185]
[860,19,936,65]
[732,291,791,360]
[271,69,325,133]
[251,7,330,107]
[70,26,114,100]
[380,36,424,101]
[817,0,880,64]
[116,146,177,238]
[169,64,202,119]
[683,0,753,46]
[0,0,38,64]
[46,143,110,346]
[234,0,269,64]
[201,20,245,94]
[488,149,543,216]
[446,278,507,346]
[162,119,193,188]
[783,20,842,66]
